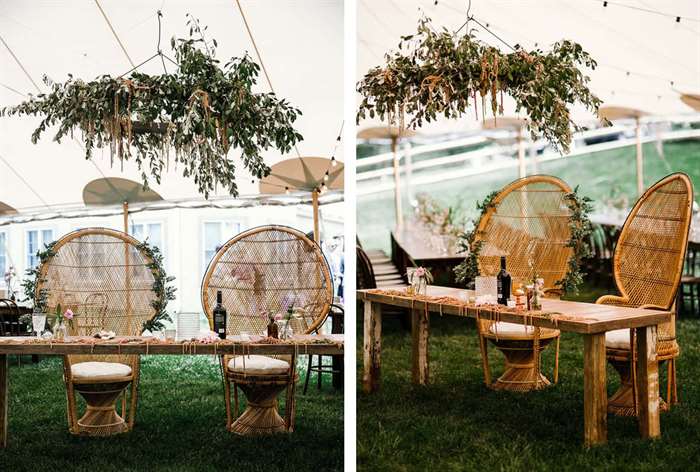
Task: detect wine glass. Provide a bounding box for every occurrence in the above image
[32,311,46,338]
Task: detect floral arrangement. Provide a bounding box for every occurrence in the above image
[357,16,602,153]
[414,193,466,237]
[0,15,303,198]
[53,304,75,330]
[407,266,433,296]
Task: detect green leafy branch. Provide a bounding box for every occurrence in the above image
[555,186,594,295]
[357,16,602,153]
[136,240,176,332]
[21,242,56,313]
[1,16,303,198]
[453,191,498,285]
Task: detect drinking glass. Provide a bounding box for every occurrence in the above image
[32,312,46,338]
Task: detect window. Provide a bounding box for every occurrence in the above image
[0,232,7,278]
[26,229,54,269]
[203,221,241,271]
[130,222,163,252]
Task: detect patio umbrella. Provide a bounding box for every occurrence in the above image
[0,201,18,216]
[258,156,344,242]
[82,177,163,232]
[680,93,700,112]
[482,117,529,178]
[357,126,417,227]
[599,106,649,196]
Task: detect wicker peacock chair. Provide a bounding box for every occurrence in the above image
[201,225,333,435]
[35,228,163,436]
[596,173,693,416]
[474,175,574,391]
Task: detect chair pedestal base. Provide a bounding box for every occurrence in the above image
[485,333,557,392]
[74,380,131,436]
[608,357,669,416]
[231,382,287,436]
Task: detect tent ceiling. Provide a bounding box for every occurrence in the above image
[358,0,700,134]
[0,0,343,210]
[0,201,18,216]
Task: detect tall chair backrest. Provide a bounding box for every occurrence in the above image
[605,173,693,309]
[201,225,333,337]
[36,228,161,363]
[356,246,377,290]
[474,175,574,291]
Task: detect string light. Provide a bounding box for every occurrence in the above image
[591,0,699,23]
[331,156,337,167]
[285,186,290,195]
[324,170,329,182]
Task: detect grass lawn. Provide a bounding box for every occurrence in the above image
[356,295,700,471]
[0,355,343,472]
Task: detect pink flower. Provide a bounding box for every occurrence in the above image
[415,267,426,277]
[64,309,74,320]
[274,313,283,321]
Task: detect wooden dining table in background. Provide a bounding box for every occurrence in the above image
[359,286,669,447]
[391,228,465,287]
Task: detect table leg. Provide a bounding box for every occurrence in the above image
[1,354,8,448]
[363,301,382,393]
[411,308,429,385]
[583,333,607,447]
[636,325,661,439]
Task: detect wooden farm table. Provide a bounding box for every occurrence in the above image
[359,286,670,447]
[0,334,343,447]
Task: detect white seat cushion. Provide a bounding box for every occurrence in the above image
[488,321,535,337]
[605,329,631,350]
[71,362,132,380]
[227,355,290,375]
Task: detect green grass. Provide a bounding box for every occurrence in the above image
[0,356,343,472]
[356,302,700,471]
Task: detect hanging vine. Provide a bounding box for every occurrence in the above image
[555,185,594,295]
[357,16,602,153]
[136,240,176,332]
[1,16,303,198]
[453,191,498,284]
[21,242,57,313]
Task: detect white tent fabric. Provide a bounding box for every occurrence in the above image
[358,0,700,134]
[0,0,343,211]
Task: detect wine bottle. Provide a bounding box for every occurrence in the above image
[213,290,227,339]
[497,256,512,306]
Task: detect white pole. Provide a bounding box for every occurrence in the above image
[404,142,414,205]
[392,137,403,228]
[635,117,644,196]
[312,189,320,243]
[517,127,526,178]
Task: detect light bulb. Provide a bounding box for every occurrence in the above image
[331,156,337,167]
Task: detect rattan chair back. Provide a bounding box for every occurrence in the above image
[36,228,161,363]
[474,175,574,291]
[610,173,693,310]
[201,225,333,337]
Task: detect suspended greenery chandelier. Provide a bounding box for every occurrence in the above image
[1,15,303,198]
[357,16,603,153]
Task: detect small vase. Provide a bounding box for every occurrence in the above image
[276,320,293,340]
[54,321,67,341]
[412,277,427,296]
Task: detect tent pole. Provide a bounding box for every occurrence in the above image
[518,127,526,178]
[392,136,403,228]
[635,117,644,196]
[312,189,320,243]
[122,201,129,233]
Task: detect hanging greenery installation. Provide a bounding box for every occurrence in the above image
[357,17,602,153]
[1,15,303,198]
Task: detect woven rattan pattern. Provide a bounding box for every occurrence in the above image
[201,225,333,337]
[476,175,574,290]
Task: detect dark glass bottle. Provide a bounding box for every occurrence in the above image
[497,256,512,306]
[267,317,279,339]
[213,290,227,339]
